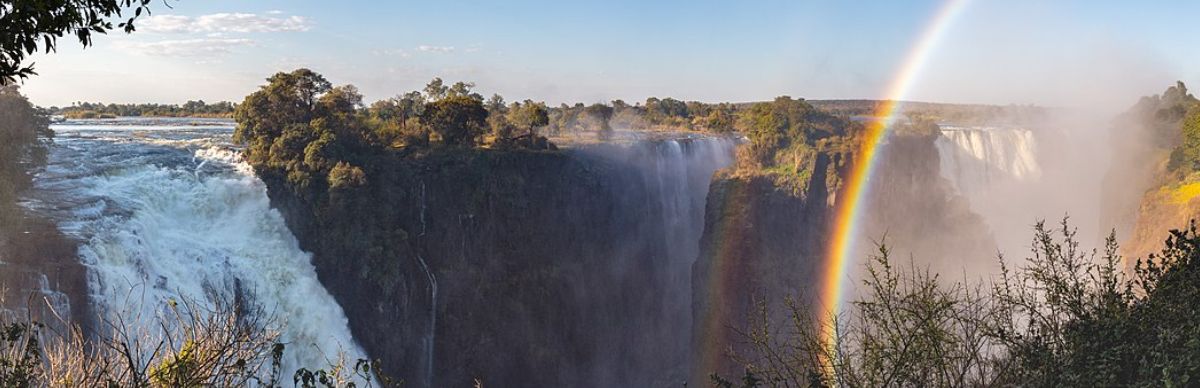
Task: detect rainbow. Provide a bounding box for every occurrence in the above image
[819,0,970,360]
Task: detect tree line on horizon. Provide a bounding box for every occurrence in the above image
[54,100,238,119]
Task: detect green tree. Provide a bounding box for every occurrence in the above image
[424,77,448,101]
[507,100,549,145]
[736,96,848,168]
[234,69,332,168]
[448,81,484,101]
[1169,107,1200,172]
[485,94,516,140]
[699,103,736,133]
[421,95,488,146]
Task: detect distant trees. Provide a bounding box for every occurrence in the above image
[584,103,615,140]
[1,0,163,83]
[56,101,237,118]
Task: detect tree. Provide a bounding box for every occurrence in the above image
[424,78,448,101]
[448,81,484,102]
[1169,108,1200,172]
[421,95,488,146]
[507,101,549,145]
[485,94,516,140]
[584,103,615,139]
[234,69,332,168]
[700,103,736,133]
[1,0,163,83]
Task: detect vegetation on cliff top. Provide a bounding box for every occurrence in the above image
[1114,82,1200,206]
[233,69,580,194]
[731,96,861,196]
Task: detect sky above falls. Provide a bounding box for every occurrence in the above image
[19,0,1200,110]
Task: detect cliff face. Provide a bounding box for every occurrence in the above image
[263,139,734,387]
[690,153,843,382]
[863,132,997,276]
[0,209,87,329]
[1101,83,1200,263]
[691,129,996,380]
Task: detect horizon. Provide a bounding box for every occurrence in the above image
[16,0,1200,111]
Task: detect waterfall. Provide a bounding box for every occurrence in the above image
[573,136,738,384]
[935,126,1040,195]
[35,120,365,378]
[416,181,437,388]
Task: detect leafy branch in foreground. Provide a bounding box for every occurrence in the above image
[1,0,169,84]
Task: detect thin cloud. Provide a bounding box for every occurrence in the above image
[140,13,311,33]
[116,38,255,57]
[417,45,455,53]
[373,48,411,58]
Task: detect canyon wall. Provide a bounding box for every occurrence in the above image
[691,127,996,380]
[264,138,735,387]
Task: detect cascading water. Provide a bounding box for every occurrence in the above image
[29,118,365,377]
[573,135,737,384]
[935,126,1040,195]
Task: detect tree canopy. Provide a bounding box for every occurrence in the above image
[421,95,488,147]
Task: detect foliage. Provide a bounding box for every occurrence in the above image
[328,161,367,189]
[583,103,614,139]
[421,95,488,147]
[56,100,237,118]
[506,100,549,145]
[0,0,163,83]
[809,100,1049,127]
[0,85,51,223]
[0,295,400,387]
[1127,81,1200,153]
[1169,107,1200,173]
[718,218,1200,387]
[234,69,375,190]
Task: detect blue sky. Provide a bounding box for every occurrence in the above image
[19,1,1200,110]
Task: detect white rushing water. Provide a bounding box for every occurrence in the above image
[31,118,365,377]
[936,126,1040,196]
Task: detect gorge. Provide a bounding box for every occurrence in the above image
[0,83,1195,387]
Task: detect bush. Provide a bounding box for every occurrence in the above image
[328,162,367,189]
[718,218,1200,387]
[0,297,398,387]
